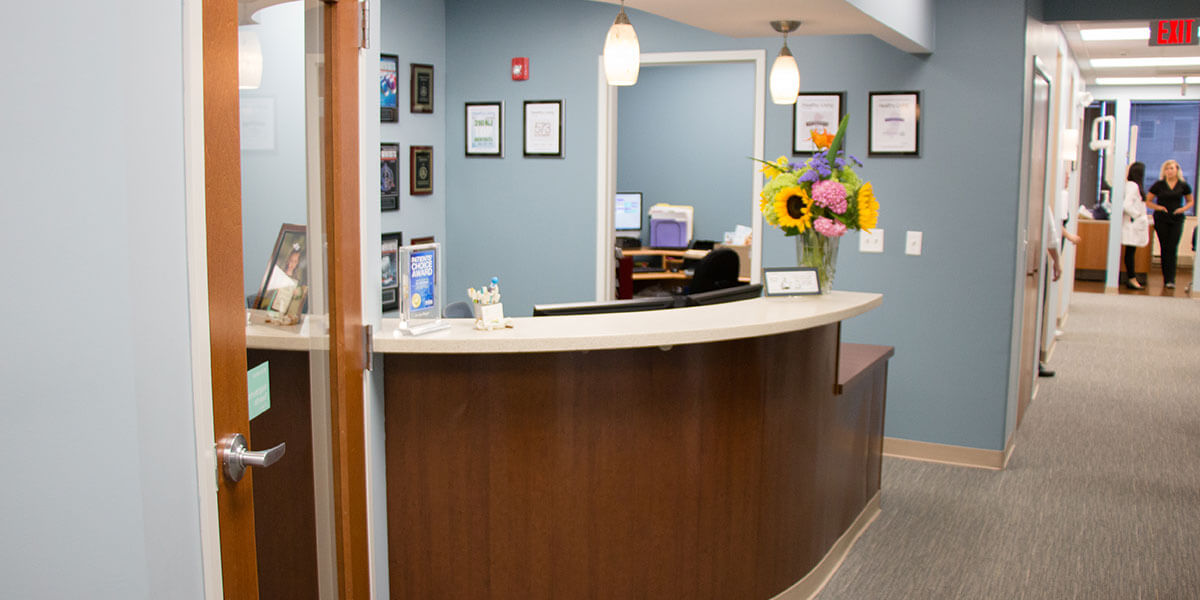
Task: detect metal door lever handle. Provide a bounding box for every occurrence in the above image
[219,433,286,483]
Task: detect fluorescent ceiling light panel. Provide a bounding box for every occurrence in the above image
[1093,76,1200,85]
[1080,27,1150,41]
[1090,56,1200,68]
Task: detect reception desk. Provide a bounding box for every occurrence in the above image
[376,292,889,599]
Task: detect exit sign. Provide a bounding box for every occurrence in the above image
[1150,19,1198,45]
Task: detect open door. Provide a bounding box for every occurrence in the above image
[1017,63,1051,426]
[201,0,368,597]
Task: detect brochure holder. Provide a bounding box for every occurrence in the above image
[397,243,449,336]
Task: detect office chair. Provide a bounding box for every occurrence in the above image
[443,300,474,318]
[686,247,740,294]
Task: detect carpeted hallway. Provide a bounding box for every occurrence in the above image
[818,292,1200,599]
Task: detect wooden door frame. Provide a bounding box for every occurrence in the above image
[187,0,368,597]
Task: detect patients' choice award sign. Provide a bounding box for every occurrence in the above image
[763,267,822,296]
[398,243,448,335]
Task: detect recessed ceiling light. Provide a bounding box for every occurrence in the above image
[1080,27,1150,41]
[1093,76,1200,85]
[1090,56,1200,68]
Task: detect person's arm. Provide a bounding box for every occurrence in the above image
[1175,193,1194,215]
[1047,245,1062,281]
[1123,184,1142,219]
[1146,187,1167,212]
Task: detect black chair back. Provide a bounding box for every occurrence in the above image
[687,247,740,294]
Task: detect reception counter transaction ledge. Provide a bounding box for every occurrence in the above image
[249,292,893,599]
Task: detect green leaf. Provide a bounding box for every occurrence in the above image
[826,114,851,159]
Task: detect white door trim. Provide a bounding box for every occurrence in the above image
[595,49,766,301]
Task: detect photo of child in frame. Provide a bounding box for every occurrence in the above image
[254,224,309,322]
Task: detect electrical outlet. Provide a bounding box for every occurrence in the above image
[859,229,884,253]
[905,231,923,256]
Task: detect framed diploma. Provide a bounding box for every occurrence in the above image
[410,146,433,195]
[380,143,400,211]
[763,267,822,296]
[465,102,503,157]
[793,92,845,155]
[523,100,563,157]
[410,63,434,114]
[380,54,399,122]
[868,91,921,156]
[381,232,402,312]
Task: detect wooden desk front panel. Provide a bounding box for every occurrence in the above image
[383,324,884,599]
[1076,219,1151,276]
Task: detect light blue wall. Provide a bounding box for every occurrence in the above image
[438,0,1028,451]
[0,1,205,597]
[241,1,308,298]
[382,0,447,313]
[617,62,756,245]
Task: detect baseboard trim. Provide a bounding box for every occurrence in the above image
[772,492,881,600]
[883,437,1005,470]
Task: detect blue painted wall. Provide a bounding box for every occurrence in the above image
[437,0,1028,451]
[617,62,756,245]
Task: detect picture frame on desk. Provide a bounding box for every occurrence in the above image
[253,224,310,316]
[410,145,433,195]
[410,63,434,114]
[763,267,821,296]
[793,92,844,155]
[382,232,402,312]
[868,91,921,157]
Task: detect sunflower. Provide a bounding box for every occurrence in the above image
[773,186,813,232]
[856,182,879,232]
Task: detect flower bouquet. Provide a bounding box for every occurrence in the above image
[756,114,878,293]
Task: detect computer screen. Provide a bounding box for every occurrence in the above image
[614,192,643,232]
[532,296,677,317]
[683,284,763,306]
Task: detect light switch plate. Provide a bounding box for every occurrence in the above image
[859,229,884,253]
[905,231,923,256]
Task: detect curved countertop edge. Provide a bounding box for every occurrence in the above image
[244,292,882,354]
[375,291,881,354]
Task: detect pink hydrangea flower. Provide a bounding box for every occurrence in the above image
[813,217,847,237]
[811,180,848,214]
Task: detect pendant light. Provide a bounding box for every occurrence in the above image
[238,28,263,90]
[603,0,640,86]
[769,20,801,105]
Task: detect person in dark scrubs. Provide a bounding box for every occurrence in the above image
[1145,159,1195,289]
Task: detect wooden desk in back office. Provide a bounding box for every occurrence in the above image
[620,247,749,297]
[1074,219,1151,281]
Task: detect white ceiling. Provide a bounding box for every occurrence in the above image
[592,0,930,54]
[1061,20,1200,86]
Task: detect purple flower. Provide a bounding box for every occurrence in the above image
[813,217,847,237]
[811,179,848,214]
[799,169,820,183]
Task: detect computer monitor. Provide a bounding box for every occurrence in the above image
[683,283,763,306]
[614,192,643,232]
[532,296,677,317]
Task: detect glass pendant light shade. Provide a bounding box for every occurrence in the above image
[239,28,263,90]
[769,46,800,104]
[603,8,640,86]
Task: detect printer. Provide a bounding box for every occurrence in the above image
[648,203,694,249]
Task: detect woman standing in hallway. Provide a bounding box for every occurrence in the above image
[1121,162,1150,289]
[1146,159,1194,289]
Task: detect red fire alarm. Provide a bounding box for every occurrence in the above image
[511,57,530,81]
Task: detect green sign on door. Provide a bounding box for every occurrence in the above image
[248,361,270,420]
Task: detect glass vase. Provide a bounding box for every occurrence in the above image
[795,229,840,294]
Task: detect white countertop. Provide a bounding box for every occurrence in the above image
[374,291,881,354]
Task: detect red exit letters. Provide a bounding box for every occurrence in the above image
[1150,19,1198,46]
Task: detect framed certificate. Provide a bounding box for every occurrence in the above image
[868,91,920,156]
[763,267,822,296]
[409,146,432,195]
[793,92,844,155]
[381,232,402,311]
[380,54,399,122]
[523,100,563,157]
[380,143,400,211]
[465,102,503,157]
[410,63,434,114]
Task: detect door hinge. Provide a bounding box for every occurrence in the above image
[359,1,370,49]
[363,324,374,371]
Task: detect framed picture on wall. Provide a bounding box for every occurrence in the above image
[380,54,399,122]
[523,100,563,157]
[465,102,503,157]
[868,91,921,157]
[410,146,433,195]
[381,232,403,312]
[381,143,400,211]
[793,92,845,155]
[410,63,434,114]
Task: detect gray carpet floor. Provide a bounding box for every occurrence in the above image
[818,292,1200,600]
